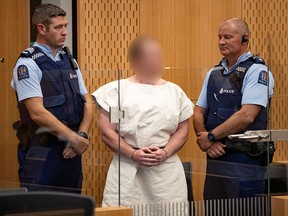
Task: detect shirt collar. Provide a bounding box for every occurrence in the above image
[221,52,253,74]
[33,42,63,61]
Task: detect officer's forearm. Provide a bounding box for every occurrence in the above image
[24,97,78,143]
[193,106,207,134]
[213,104,262,140]
[78,94,93,133]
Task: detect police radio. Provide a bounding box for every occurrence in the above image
[63,46,78,70]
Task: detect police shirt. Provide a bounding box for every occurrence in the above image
[196,52,274,109]
[11,42,88,102]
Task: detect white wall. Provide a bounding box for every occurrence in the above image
[41,0,74,54]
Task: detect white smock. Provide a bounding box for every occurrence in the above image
[92,79,194,215]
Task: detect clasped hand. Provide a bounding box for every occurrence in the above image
[63,135,89,159]
[133,146,167,167]
[197,132,226,158]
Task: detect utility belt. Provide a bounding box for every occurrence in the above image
[12,120,79,151]
[223,138,275,166]
[224,139,265,155]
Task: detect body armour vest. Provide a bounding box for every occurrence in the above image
[205,56,268,132]
[17,46,86,128]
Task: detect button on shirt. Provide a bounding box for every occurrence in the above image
[196,52,274,109]
[11,43,88,102]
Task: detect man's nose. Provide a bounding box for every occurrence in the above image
[219,38,226,45]
[62,27,68,35]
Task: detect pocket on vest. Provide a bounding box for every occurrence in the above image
[216,107,238,121]
[43,95,66,118]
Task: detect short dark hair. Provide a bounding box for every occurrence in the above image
[32,3,66,32]
[128,34,159,63]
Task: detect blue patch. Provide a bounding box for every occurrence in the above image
[258,71,268,86]
[17,65,29,80]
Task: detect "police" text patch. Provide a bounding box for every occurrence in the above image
[258,71,268,86]
[17,65,29,80]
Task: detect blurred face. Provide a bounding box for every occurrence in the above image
[133,41,164,79]
[218,22,244,58]
[38,16,68,49]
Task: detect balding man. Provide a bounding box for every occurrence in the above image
[193,18,274,203]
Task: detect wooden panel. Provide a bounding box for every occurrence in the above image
[77,0,139,204]
[0,0,30,187]
[272,196,288,216]
[242,0,288,162]
[95,206,133,216]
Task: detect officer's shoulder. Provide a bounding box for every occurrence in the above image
[250,55,266,65]
[20,47,36,58]
[20,47,45,60]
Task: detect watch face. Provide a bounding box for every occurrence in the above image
[208,132,215,141]
[78,131,88,139]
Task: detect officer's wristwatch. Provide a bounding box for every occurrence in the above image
[207,131,216,142]
[78,131,89,140]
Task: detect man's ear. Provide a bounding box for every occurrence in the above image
[37,24,47,35]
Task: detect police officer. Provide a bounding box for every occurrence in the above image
[11,4,92,193]
[193,18,274,208]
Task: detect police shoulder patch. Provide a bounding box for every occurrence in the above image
[258,70,268,86]
[17,65,29,80]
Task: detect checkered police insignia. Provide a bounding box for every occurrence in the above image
[17,65,29,80]
[31,52,45,60]
[258,70,268,86]
[213,66,224,71]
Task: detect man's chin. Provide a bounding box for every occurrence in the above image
[220,50,230,56]
[58,42,65,47]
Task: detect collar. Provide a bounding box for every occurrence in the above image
[33,42,63,61]
[221,52,253,74]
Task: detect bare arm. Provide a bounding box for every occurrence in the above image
[193,105,213,151]
[78,93,93,133]
[98,108,135,157]
[63,93,93,158]
[23,97,89,154]
[213,104,262,140]
[163,119,189,157]
[98,108,158,166]
[197,104,262,157]
[193,105,207,134]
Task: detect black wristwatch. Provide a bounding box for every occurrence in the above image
[78,131,89,140]
[207,131,216,142]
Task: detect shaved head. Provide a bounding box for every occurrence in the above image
[221,18,250,36]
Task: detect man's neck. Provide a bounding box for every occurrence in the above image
[35,40,59,57]
[225,52,246,69]
[133,74,163,85]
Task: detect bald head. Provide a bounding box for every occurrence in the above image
[221,18,250,36]
[218,18,250,62]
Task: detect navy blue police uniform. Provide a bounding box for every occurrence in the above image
[12,44,86,193]
[197,52,274,201]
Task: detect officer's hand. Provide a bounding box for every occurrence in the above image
[133,147,158,167]
[70,134,89,155]
[63,143,78,159]
[206,142,226,158]
[197,132,213,151]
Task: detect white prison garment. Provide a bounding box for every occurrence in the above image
[92,79,194,215]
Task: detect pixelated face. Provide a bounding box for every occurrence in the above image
[44,16,68,48]
[218,22,243,57]
[134,41,164,78]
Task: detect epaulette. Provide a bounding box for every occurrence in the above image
[251,55,266,65]
[20,47,36,57]
[20,47,45,60]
